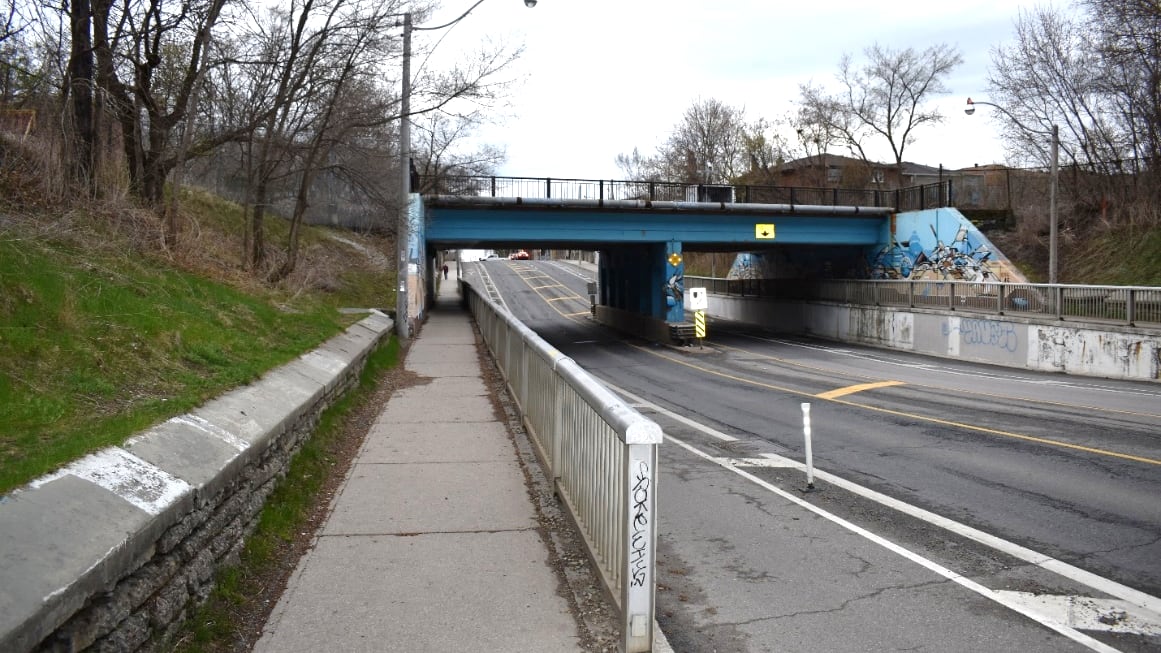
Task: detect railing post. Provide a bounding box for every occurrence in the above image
[1127,289,1137,326]
[895,188,901,211]
[949,282,956,310]
[997,283,1006,314]
[551,376,564,484]
[622,441,658,653]
[599,180,604,202]
[832,188,839,206]
[490,176,496,197]
[546,177,552,199]
[1054,285,1064,320]
[648,182,655,201]
[790,187,797,206]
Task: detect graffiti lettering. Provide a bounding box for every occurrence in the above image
[943,319,1019,353]
[629,461,651,588]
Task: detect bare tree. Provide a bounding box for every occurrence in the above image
[269,4,402,282]
[614,147,660,182]
[989,1,1160,223]
[0,0,22,46]
[988,8,1104,168]
[0,0,43,106]
[217,0,520,274]
[736,117,790,186]
[617,98,749,184]
[89,0,228,213]
[800,43,962,168]
[1081,0,1161,179]
[411,110,505,194]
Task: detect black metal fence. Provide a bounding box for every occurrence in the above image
[421,175,954,212]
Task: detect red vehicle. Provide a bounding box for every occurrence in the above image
[509,249,530,260]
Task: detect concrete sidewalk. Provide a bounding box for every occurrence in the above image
[255,277,587,652]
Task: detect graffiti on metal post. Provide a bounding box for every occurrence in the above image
[629,461,651,588]
[943,318,1019,353]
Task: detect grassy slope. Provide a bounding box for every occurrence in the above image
[1064,223,1161,286]
[0,187,395,495]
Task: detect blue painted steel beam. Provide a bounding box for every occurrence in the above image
[425,206,884,247]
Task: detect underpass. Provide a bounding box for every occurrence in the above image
[464,256,1161,652]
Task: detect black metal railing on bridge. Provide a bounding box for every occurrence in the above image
[420,175,954,212]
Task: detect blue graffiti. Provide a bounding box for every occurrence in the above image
[871,221,996,281]
[942,319,1019,353]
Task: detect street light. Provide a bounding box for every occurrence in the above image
[396,0,535,339]
[966,97,1060,284]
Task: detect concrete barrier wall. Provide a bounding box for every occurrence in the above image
[698,293,1161,382]
[0,312,393,653]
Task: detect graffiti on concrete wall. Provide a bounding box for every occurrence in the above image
[943,318,1020,353]
[871,222,998,281]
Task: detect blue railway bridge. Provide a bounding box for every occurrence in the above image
[411,175,972,343]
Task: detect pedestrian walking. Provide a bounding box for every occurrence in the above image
[442,264,449,280]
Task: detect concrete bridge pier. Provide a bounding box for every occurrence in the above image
[594,242,692,345]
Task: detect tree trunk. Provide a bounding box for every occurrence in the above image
[67,0,95,194]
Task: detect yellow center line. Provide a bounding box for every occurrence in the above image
[631,344,1161,467]
[816,380,906,400]
[718,340,1161,421]
[517,260,589,318]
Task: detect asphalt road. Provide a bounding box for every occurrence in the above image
[461,258,1161,653]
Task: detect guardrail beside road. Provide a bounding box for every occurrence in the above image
[685,276,1161,382]
[687,277,1161,328]
[462,280,663,653]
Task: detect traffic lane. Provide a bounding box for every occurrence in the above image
[476,264,1161,600]
[653,431,1096,653]
[797,394,1161,600]
[707,321,1161,417]
[635,335,1161,468]
[487,261,591,327]
[576,344,1161,599]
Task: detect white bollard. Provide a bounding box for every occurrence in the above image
[801,403,815,490]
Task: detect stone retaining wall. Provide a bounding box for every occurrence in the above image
[0,312,393,652]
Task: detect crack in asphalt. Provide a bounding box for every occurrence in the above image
[713,579,948,626]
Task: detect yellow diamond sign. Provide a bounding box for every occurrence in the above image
[755,224,776,239]
[667,252,683,266]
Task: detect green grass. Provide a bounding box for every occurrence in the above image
[0,190,396,495]
[172,337,400,653]
[1065,223,1161,286]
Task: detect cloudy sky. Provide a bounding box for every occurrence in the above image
[420,0,1069,180]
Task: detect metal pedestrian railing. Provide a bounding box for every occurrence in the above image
[684,277,1161,328]
[423,174,953,212]
[463,280,662,653]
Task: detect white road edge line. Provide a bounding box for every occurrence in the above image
[663,434,1120,653]
[473,261,512,314]
[605,381,1161,649]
